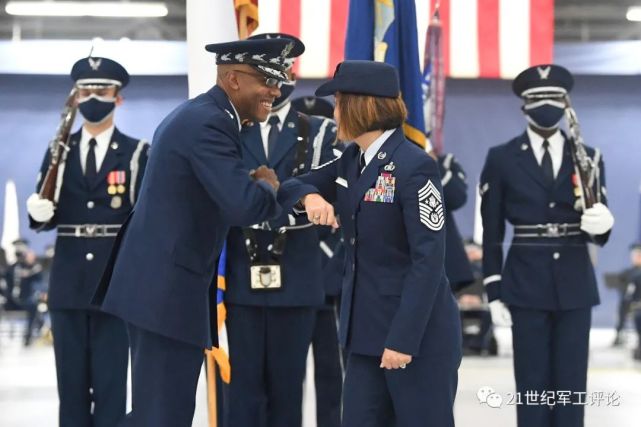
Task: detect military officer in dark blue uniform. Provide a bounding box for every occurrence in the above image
[91,38,299,427]
[223,34,340,427]
[480,64,614,427]
[437,153,475,292]
[26,56,148,427]
[278,60,462,427]
[292,95,345,427]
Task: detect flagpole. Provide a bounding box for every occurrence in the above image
[239,7,248,39]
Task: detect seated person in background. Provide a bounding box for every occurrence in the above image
[456,240,496,356]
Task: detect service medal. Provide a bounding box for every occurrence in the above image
[111,196,122,209]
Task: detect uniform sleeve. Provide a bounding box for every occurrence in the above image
[480,148,505,302]
[130,140,150,205]
[317,119,339,165]
[190,116,280,227]
[440,154,468,211]
[29,149,58,231]
[590,153,610,247]
[277,156,341,213]
[269,118,340,229]
[384,158,446,356]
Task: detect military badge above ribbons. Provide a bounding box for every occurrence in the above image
[418,179,444,231]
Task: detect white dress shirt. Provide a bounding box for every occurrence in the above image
[260,103,291,158]
[526,127,565,178]
[359,128,396,172]
[79,125,114,174]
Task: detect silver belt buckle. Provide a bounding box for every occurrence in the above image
[545,223,560,238]
[250,264,282,290]
[84,224,98,237]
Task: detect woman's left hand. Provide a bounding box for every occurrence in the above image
[380,348,412,370]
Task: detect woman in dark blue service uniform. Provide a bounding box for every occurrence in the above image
[278,60,462,427]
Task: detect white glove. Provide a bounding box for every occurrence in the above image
[580,202,614,235]
[489,300,512,327]
[27,193,55,223]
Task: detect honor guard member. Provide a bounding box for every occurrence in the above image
[223,34,340,427]
[91,38,297,426]
[480,64,614,427]
[437,153,475,292]
[292,95,345,427]
[25,57,148,427]
[278,61,462,427]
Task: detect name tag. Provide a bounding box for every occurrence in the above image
[250,264,282,291]
[335,177,348,188]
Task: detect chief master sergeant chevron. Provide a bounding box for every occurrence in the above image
[91,38,302,426]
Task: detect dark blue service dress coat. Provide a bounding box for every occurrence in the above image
[92,85,280,349]
[279,127,461,427]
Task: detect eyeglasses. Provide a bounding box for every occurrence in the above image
[232,69,283,88]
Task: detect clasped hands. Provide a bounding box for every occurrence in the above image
[250,165,280,191]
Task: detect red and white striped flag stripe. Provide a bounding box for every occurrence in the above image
[255,0,553,79]
[256,0,348,78]
[433,0,554,78]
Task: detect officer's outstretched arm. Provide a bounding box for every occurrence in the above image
[190,115,280,226]
[480,148,506,302]
[384,158,446,357]
[277,155,340,212]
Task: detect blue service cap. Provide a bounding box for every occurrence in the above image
[71,57,130,88]
[291,96,334,119]
[315,60,400,98]
[512,64,574,97]
[247,33,304,69]
[205,38,304,81]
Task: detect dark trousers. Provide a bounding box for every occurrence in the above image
[225,304,316,427]
[50,309,129,427]
[312,305,343,427]
[122,323,204,427]
[510,306,591,427]
[342,353,458,427]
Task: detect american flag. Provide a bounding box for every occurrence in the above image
[254,0,554,79]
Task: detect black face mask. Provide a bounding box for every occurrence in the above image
[78,95,116,124]
[272,81,296,111]
[523,100,566,130]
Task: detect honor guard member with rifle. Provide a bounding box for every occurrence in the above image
[223,33,340,427]
[91,38,296,426]
[436,153,475,293]
[480,64,614,427]
[26,56,148,427]
[292,95,345,427]
[278,60,462,427]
